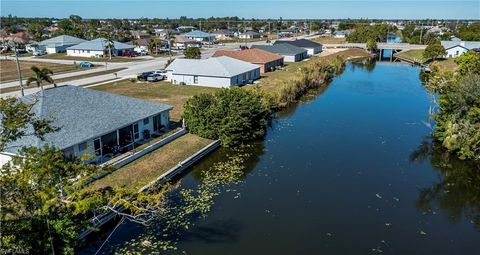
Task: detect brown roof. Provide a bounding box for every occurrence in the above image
[212,48,283,64]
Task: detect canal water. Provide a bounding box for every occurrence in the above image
[90,61,480,254]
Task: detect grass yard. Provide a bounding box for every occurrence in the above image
[395,49,427,64]
[312,37,347,44]
[431,58,458,73]
[0,59,81,82]
[36,53,143,62]
[86,133,212,192]
[92,80,218,121]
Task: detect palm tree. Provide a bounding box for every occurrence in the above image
[104,38,115,60]
[26,66,55,90]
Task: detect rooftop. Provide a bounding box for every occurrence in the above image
[4,86,172,154]
[67,38,134,51]
[212,48,283,64]
[183,30,214,38]
[440,39,480,50]
[251,43,307,56]
[274,38,322,48]
[39,35,86,47]
[166,56,260,77]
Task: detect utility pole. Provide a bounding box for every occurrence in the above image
[199,21,202,31]
[13,46,24,97]
[268,22,271,42]
[419,22,424,44]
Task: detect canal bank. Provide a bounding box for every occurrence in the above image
[84,61,480,254]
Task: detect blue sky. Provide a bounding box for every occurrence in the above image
[1,1,479,19]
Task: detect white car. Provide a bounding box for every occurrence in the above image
[147,73,165,82]
[33,50,47,56]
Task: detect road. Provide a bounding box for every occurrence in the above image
[0,40,275,98]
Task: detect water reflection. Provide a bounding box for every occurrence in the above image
[411,138,480,229]
[351,58,376,72]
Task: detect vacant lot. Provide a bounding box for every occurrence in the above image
[86,133,212,192]
[313,37,347,44]
[92,80,218,121]
[395,49,427,64]
[37,53,142,62]
[0,59,80,82]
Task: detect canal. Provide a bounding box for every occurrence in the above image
[90,61,480,254]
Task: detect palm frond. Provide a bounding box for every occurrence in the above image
[25,77,37,87]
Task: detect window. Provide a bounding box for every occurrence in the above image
[63,146,75,160]
[133,123,139,140]
[193,76,199,84]
[87,50,90,53]
[456,50,459,56]
[78,142,87,152]
[143,117,150,125]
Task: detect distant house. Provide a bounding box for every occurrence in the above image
[212,48,284,73]
[165,56,261,88]
[1,86,172,164]
[251,44,308,62]
[38,35,86,54]
[130,30,151,39]
[211,29,235,40]
[66,38,135,58]
[239,31,261,39]
[333,30,351,38]
[274,39,322,56]
[183,30,215,42]
[441,37,480,58]
[173,35,198,49]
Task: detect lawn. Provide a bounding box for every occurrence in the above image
[91,80,218,121]
[86,133,212,192]
[395,49,427,64]
[431,58,458,73]
[0,59,81,82]
[312,37,347,44]
[36,53,143,62]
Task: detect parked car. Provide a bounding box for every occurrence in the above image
[122,51,137,57]
[137,71,153,81]
[147,73,165,82]
[33,50,47,56]
[79,61,94,67]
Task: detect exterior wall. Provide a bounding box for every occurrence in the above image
[445,46,468,58]
[262,59,284,73]
[284,53,307,62]
[67,49,105,58]
[306,46,322,56]
[283,55,296,62]
[46,44,76,54]
[167,68,260,88]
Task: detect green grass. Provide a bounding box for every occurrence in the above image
[395,49,427,64]
[91,80,218,121]
[36,53,144,62]
[85,133,212,192]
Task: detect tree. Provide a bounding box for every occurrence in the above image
[104,38,115,60]
[366,39,377,53]
[26,66,55,90]
[183,88,270,146]
[184,47,201,59]
[454,51,480,76]
[423,43,446,61]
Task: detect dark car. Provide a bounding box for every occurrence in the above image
[122,51,137,57]
[137,71,153,81]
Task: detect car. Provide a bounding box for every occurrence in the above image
[137,71,154,81]
[79,61,94,67]
[147,73,165,82]
[33,50,47,56]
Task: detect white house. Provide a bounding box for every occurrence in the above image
[441,37,480,58]
[165,56,261,88]
[183,30,215,42]
[239,31,261,39]
[37,35,86,54]
[2,86,172,164]
[66,38,135,58]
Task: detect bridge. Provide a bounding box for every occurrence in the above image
[323,43,427,51]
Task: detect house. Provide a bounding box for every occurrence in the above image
[183,30,215,42]
[441,37,480,58]
[173,35,198,49]
[211,29,235,40]
[212,48,284,73]
[37,35,86,54]
[274,39,322,56]
[239,31,261,39]
[130,30,151,39]
[1,85,172,164]
[165,56,260,88]
[333,30,351,38]
[251,44,308,62]
[66,38,135,58]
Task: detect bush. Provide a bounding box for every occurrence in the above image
[183,88,271,146]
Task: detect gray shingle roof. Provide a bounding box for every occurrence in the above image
[441,40,480,50]
[274,39,322,49]
[39,35,86,47]
[4,86,172,154]
[183,30,214,38]
[251,44,307,56]
[66,38,134,51]
[166,56,260,77]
